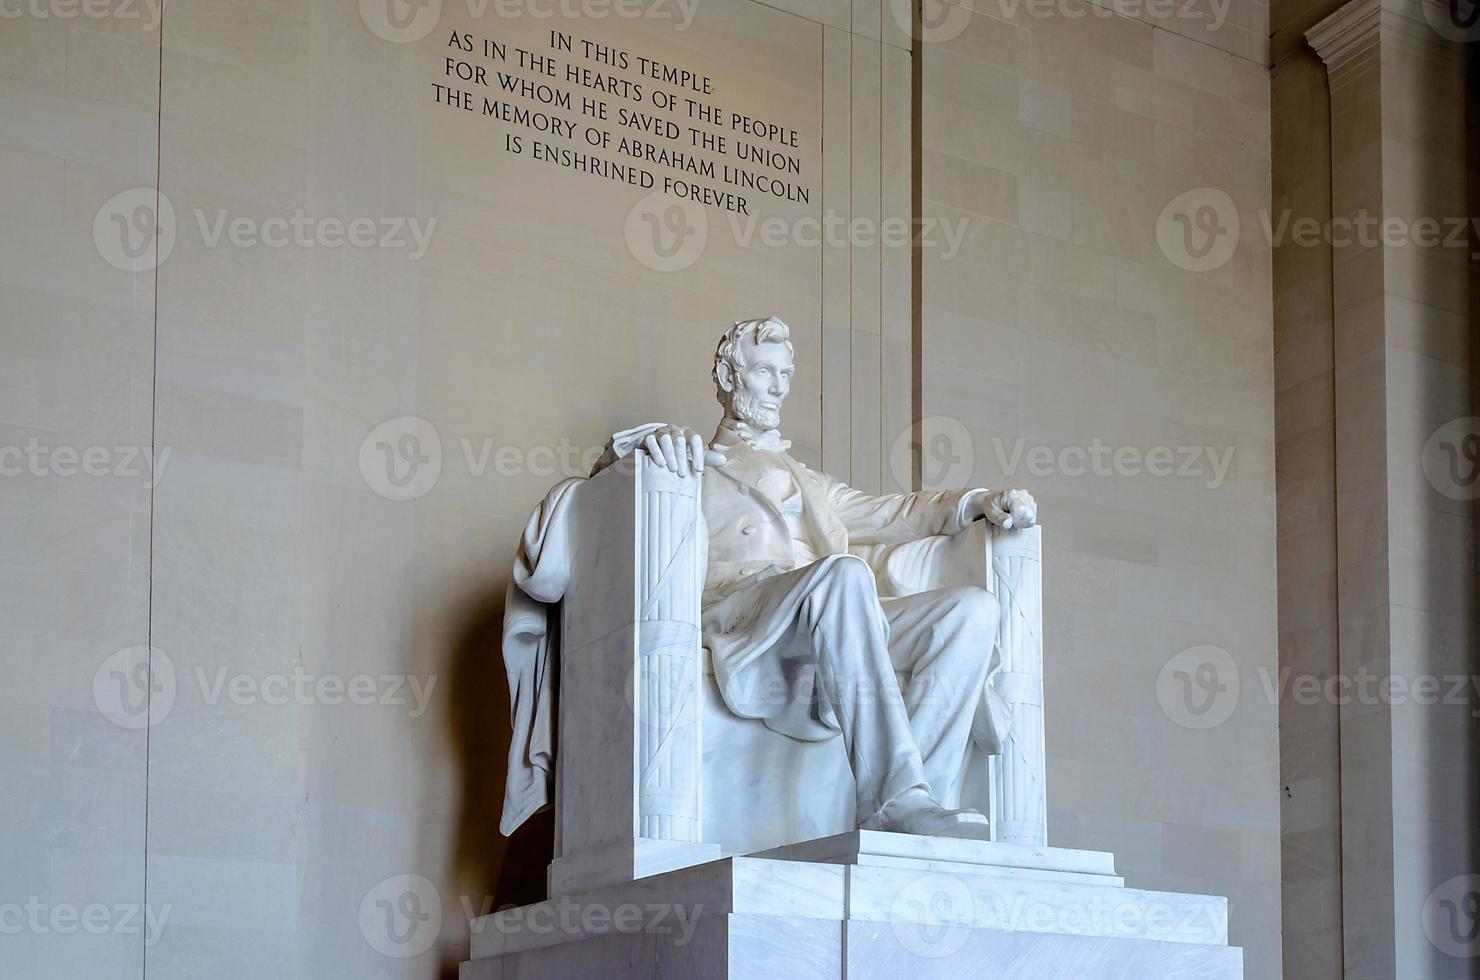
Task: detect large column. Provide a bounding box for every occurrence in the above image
[1306,2,1478,976]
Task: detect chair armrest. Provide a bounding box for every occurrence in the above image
[556,452,709,870]
[855,522,1047,846]
[852,520,996,598]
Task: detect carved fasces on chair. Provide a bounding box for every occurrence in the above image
[853,521,1047,846]
[550,454,715,895]
[987,525,1046,846]
[635,460,704,844]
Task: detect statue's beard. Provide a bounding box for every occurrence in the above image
[729,389,781,431]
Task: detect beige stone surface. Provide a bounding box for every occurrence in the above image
[919,4,1279,978]
[137,0,911,977]
[3,0,1286,976]
[0,8,161,980]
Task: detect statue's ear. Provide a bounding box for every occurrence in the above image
[714,360,735,393]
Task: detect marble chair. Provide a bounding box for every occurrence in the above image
[544,452,1046,897]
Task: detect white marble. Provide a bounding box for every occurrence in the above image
[502,317,1048,897]
[471,856,846,959]
[462,918,1245,980]
[753,828,1122,882]
[464,834,1241,977]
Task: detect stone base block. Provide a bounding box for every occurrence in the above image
[463,832,1242,980]
[461,915,1244,979]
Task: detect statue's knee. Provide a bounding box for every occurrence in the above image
[799,555,877,624]
[822,554,876,593]
[952,586,998,631]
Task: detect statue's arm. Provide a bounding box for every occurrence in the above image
[825,475,1037,545]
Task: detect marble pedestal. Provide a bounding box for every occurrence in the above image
[461,832,1243,979]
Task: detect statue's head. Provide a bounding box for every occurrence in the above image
[713,316,795,431]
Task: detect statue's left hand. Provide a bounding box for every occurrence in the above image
[978,489,1037,530]
[640,424,707,478]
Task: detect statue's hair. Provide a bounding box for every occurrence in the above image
[712,316,794,407]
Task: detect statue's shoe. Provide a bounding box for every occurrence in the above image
[861,790,993,840]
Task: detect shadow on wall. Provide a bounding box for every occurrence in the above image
[436,581,555,979]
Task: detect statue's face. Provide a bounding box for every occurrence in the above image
[727,339,794,430]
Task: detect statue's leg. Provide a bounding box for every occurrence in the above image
[795,555,930,824]
[881,586,999,808]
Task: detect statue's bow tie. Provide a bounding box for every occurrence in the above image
[727,421,791,454]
